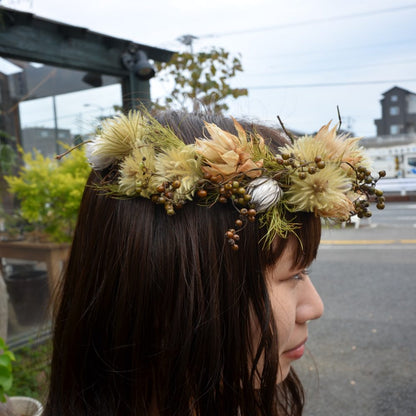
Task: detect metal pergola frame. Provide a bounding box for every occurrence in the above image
[0,6,174,108]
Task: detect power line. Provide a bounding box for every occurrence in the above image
[199,4,416,39]
[245,37,416,62]
[247,78,416,90]
[244,57,416,78]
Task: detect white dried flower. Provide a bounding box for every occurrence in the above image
[86,140,116,170]
[247,177,283,213]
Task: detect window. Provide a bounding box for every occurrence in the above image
[389,106,399,116]
[391,95,398,102]
[390,125,400,135]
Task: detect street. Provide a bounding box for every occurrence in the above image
[295,202,416,416]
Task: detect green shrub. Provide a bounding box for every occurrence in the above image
[5,147,91,242]
[7,340,51,401]
[0,337,15,402]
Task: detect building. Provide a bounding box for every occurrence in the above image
[363,86,416,178]
[374,86,416,136]
[22,127,72,158]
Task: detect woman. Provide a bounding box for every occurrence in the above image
[44,111,385,416]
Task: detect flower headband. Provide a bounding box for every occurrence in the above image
[86,111,386,250]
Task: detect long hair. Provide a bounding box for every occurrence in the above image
[44,112,321,416]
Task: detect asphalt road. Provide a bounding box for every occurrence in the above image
[295,202,416,416]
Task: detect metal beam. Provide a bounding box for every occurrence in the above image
[0,6,175,111]
[0,7,173,76]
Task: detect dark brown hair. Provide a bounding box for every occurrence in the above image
[44,112,321,416]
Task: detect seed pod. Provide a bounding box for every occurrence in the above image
[246,177,283,213]
[235,219,243,227]
[225,230,234,239]
[298,172,307,180]
[172,180,181,189]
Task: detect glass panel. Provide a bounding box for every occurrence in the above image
[0,58,123,342]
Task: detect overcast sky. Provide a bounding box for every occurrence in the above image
[3,0,416,137]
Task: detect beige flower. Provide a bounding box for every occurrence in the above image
[118,145,156,197]
[285,163,354,220]
[195,120,264,180]
[153,145,202,201]
[314,123,371,174]
[281,123,371,176]
[88,111,147,169]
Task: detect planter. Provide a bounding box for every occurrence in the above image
[4,396,43,416]
[0,241,70,293]
[5,271,49,327]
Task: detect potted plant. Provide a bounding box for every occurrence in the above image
[0,337,43,416]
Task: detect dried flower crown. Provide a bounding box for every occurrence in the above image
[86,110,386,250]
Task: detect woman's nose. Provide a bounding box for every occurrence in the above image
[296,278,324,324]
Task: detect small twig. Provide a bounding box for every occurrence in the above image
[336,105,342,133]
[55,140,91,160]
[277,115,295,144]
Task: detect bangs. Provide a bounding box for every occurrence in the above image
[262,211,321,270]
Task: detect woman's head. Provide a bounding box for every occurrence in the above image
[45,110,380,416]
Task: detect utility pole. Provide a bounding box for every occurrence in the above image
[177,34,198,53]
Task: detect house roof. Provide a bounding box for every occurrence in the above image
[381,86,416,97]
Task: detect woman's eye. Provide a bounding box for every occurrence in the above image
[292,273,304,281]
[291,269,310,281]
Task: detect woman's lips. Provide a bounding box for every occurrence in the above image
[283,339,307,360]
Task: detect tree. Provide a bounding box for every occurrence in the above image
[155,47,248,114]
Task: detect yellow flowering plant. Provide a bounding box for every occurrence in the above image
[86,111,386,250]
[6,147,91,243]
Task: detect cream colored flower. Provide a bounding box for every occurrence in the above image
[153,145,202,201]
[195,120,264,180]
[285,163,354,220]
[280,135,327,164]
[118,145,156,197]
[86,141,116,170]
[314,123,370,174]
[88,111,147,169]
[280,123,371,177]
